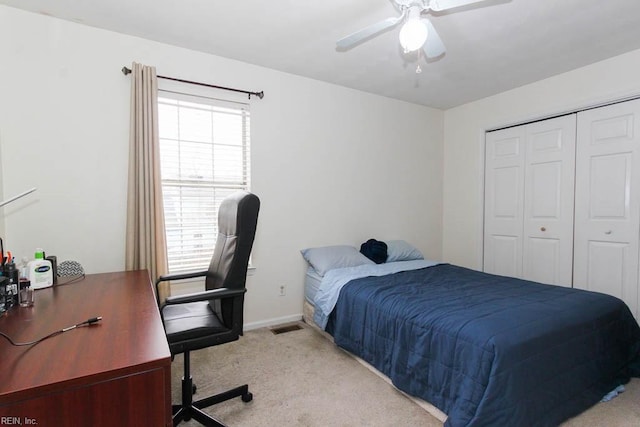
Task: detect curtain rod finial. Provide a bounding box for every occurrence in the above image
[257,91,264,99]
[121,66,131,76]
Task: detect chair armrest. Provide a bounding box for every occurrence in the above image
[163,287,246,306]
[156,270,208,284]
[155,270,209,305]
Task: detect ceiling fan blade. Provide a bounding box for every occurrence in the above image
[422,19,446,58]
[336,15,404,50]
[429,0,489,12]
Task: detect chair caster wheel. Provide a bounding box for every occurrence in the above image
[192,384,197,394]
[242,392,253,402]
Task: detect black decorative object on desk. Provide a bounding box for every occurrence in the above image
[0,276,7,315]
[2,259,19,309]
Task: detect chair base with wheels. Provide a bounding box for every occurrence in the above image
[172,350,253,426]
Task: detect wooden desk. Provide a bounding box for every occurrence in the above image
[0,270,172,426]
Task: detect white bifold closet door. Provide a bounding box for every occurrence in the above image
[484,126,525,278]
[574,99,640,318]
[484,115,576,286]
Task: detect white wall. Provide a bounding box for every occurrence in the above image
[0,6,443,327]
[442,49,640,270]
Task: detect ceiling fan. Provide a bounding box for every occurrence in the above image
[336,0,491,59]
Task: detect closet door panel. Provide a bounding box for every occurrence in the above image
[523,115,576,286]
[484,127,525,277]
[589,153,630,218]
[525,237,560,284]
[486,236,520,277]
[586,241,628,298]
[574,99,640,317]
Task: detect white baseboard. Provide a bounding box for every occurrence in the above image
[244,314,303,331]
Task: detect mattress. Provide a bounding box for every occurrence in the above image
[304,267,323,304]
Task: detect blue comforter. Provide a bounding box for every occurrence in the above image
[313,259,440,329]
[326,264,640,427]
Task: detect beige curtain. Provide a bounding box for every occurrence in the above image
[124,62,169,302]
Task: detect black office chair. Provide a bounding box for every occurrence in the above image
[156,191,260,427]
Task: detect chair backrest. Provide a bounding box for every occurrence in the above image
[205,191,260,292]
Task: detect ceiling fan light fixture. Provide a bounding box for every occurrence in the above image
[398,8,428,52]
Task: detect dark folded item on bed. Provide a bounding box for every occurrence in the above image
[360,238,388,264]
[327,264,640,427]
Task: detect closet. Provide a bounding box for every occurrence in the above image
[484,98,640,317]
[484,115,576,287]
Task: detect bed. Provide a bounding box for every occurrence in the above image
[300,242,640,427]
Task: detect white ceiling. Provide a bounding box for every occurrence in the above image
[3,0,640,109]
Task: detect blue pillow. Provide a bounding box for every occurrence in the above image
[385,240,424,263]
[301,245,374,276]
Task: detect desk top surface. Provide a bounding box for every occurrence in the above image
[0,270,171,402]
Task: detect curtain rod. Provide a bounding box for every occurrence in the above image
[121,66,264,100]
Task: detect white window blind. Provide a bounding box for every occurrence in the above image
[158,90,250,274]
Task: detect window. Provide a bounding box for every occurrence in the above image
[158,90,250,274]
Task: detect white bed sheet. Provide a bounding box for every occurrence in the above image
[304,267,323,304]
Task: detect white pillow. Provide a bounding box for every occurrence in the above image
[385,240,424,263]
[301,245,374,276]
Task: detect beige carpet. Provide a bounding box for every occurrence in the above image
[171,322,640,426]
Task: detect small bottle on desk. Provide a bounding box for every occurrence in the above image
[28,248,54,290]
[19,278,34,307]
